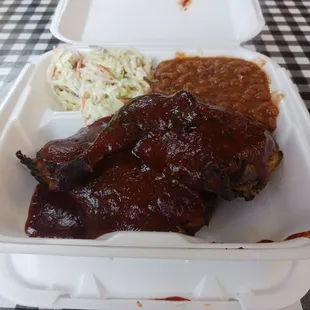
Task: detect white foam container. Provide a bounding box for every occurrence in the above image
[0,253,310,310]
[0,0,309,259]
[1,1,310,308]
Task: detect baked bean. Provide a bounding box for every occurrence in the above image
[220,81,229,88]
[242,93,254,101]
[251,111,264,123]
[233,103,248,114]
[230,93,240,101]
[267,118,276,131]
[160,79,171,88]
[255,92,270,101]
[194,86,209,95]
[184,82,195,91]
[267,105,279,117]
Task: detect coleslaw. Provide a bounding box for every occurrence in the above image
[47,47,153,125]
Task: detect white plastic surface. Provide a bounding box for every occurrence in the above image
[0,253,309,310]
[1,46,310,261]
[0,0,310,259]
[50,0,265,47]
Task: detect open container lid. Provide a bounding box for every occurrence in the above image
[50,0,265,47]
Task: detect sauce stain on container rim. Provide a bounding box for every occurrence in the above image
[178,0,192,11]
[154,296,191,301]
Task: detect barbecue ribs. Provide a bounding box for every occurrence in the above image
[26,184,85,239]
[16,91,283,201]
[70,152,215,238]
[16,115,112,188]
[133,103,282,200]
[26,153,216,238]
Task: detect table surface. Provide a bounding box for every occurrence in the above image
[0,0,310,309]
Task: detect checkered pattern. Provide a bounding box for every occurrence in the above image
[245,0,310,109]
[0,0,310,309]
[0,0,59,88]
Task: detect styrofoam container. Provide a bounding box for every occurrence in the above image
[1,0,310,261]
[2,1,310,309]
[0,253,310,310]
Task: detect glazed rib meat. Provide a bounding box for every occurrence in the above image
[70,152,214,238]
[26,184,85,239]
[16,91,282,200]
[17,91,196,191]
[26,153,215,238]
[133,99,283,201]
[134,119,281,201]
[16,115,112,188]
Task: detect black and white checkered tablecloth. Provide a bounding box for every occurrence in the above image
[0,0,310,309]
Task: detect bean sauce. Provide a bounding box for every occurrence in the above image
[153,57,279,131]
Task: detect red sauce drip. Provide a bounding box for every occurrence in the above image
[179,0,192,10]
[155,296,190,301]
[285,231,310,241]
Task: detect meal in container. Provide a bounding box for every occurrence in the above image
[16,48,285,240]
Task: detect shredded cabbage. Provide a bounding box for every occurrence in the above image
[47,47,153,125]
